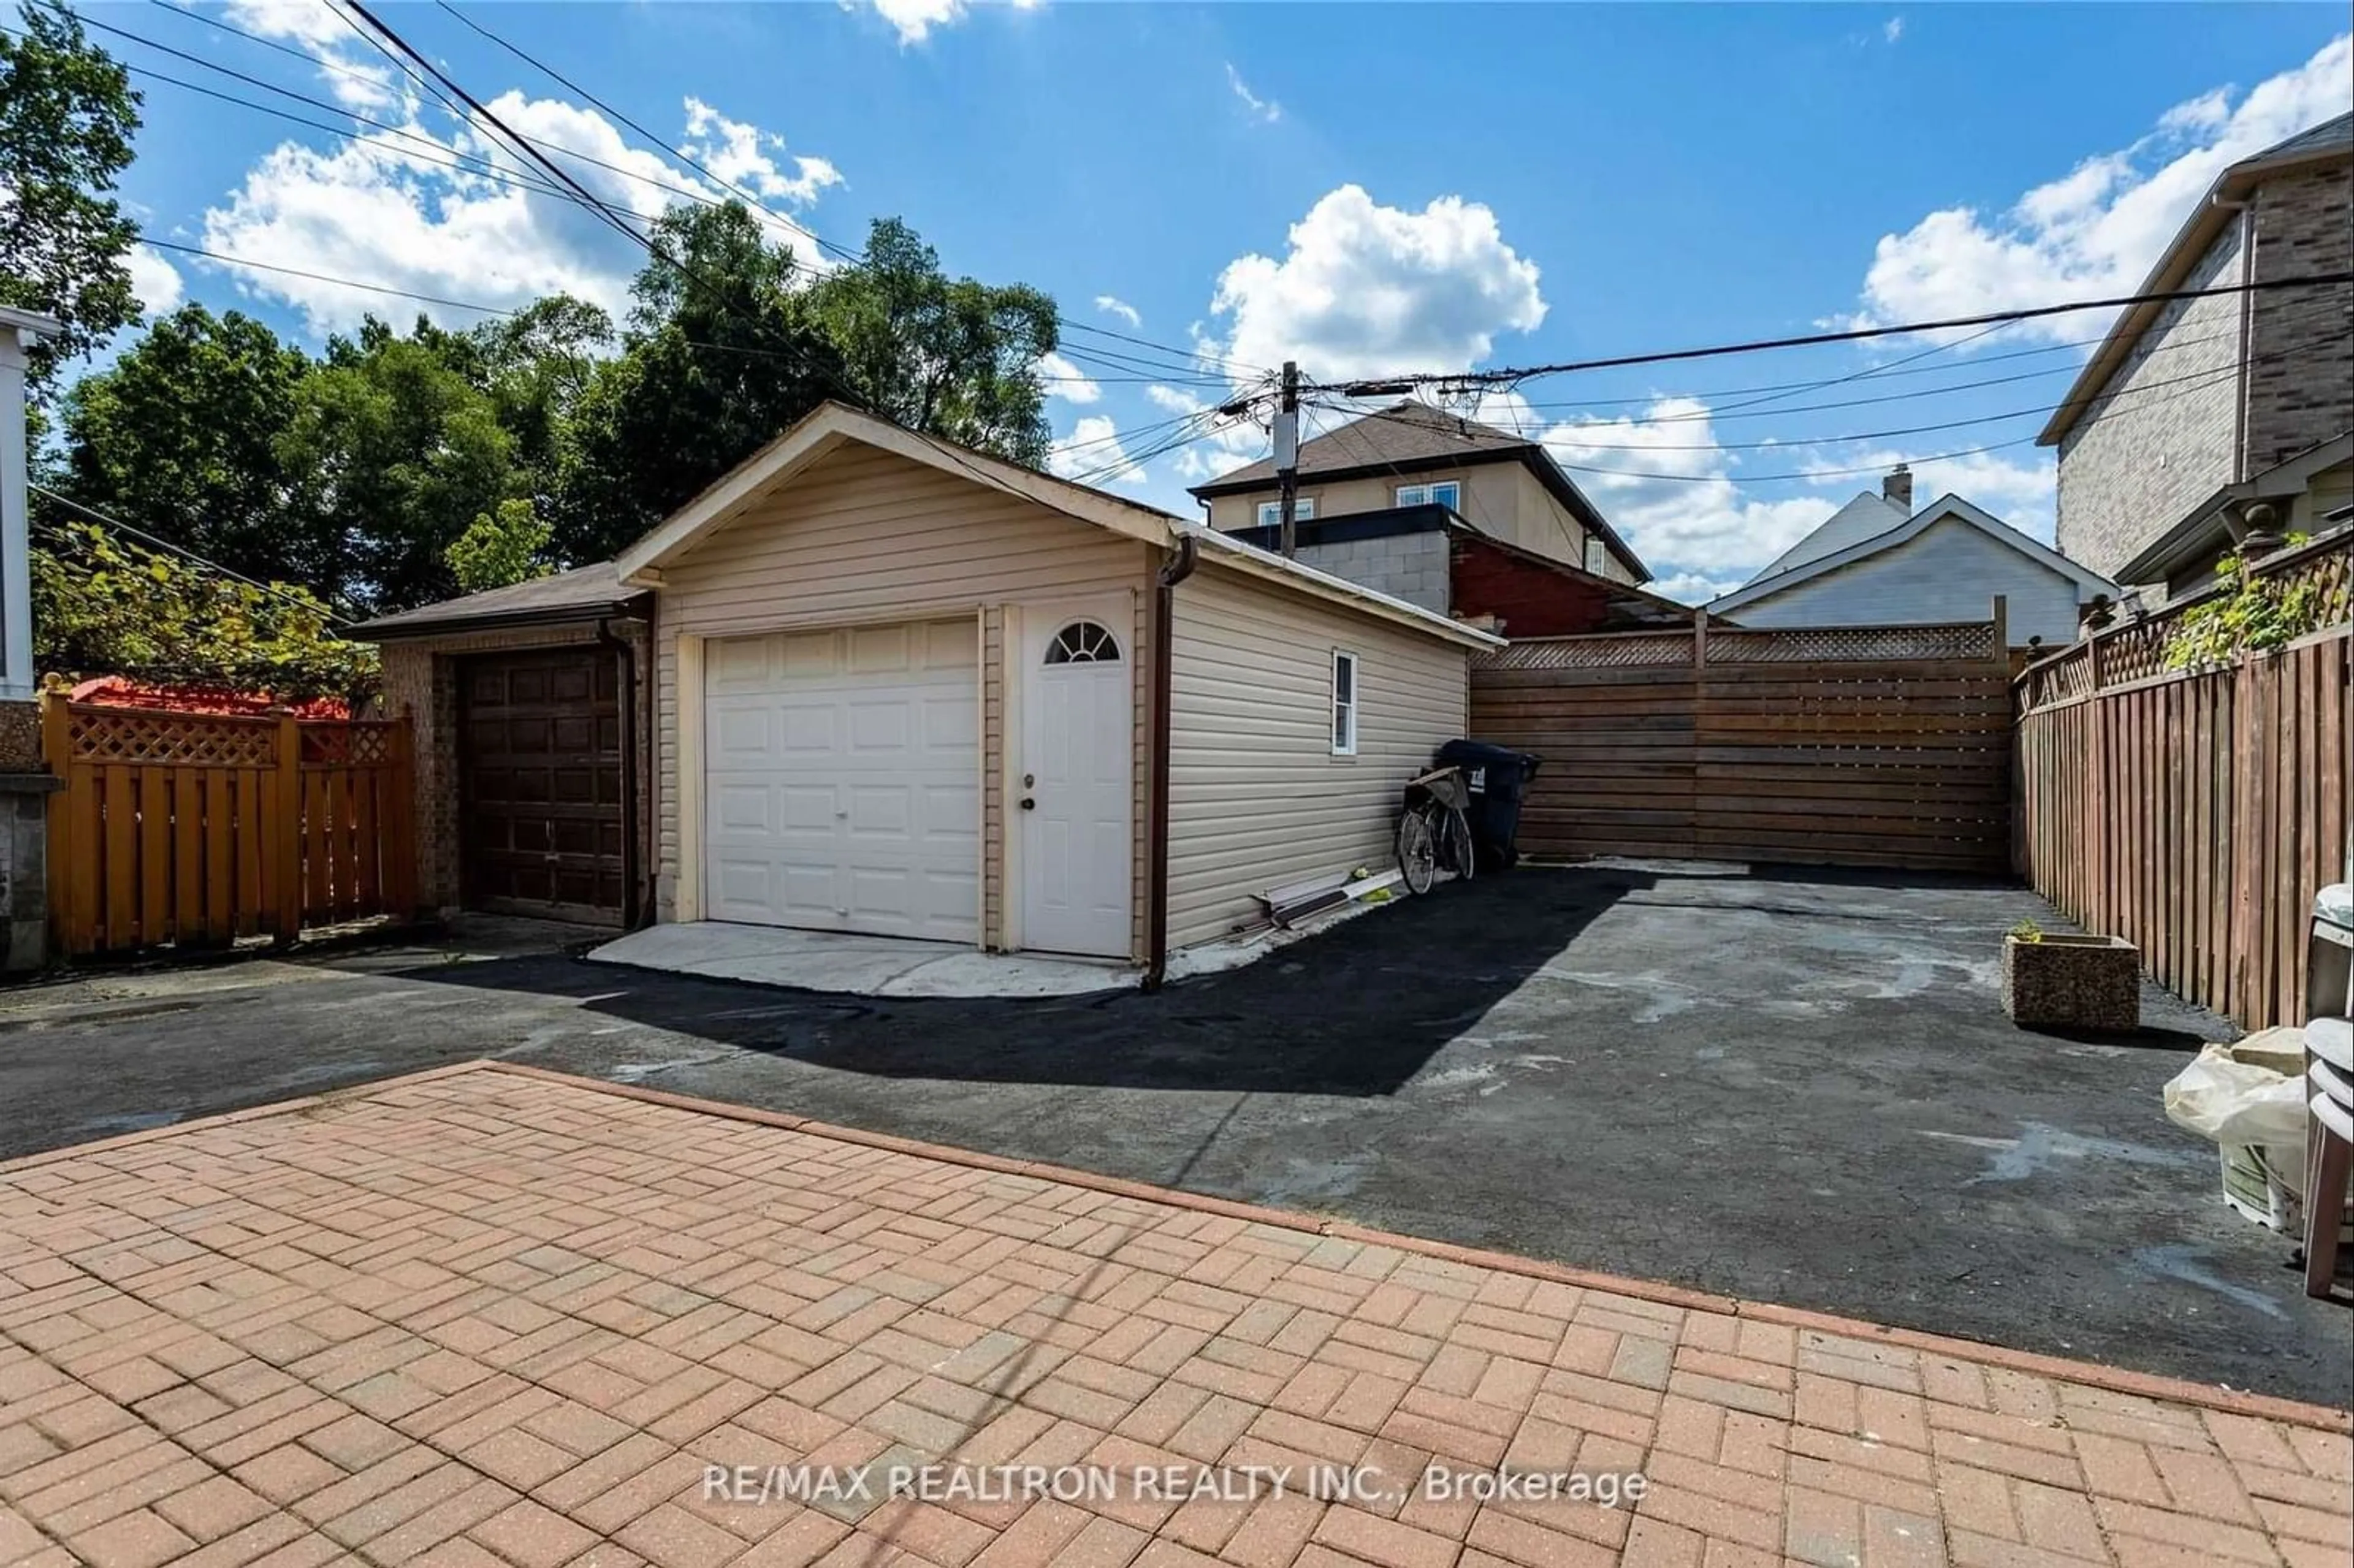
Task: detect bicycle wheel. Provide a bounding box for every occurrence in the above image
[1441,806,1477,883]
[1395,805,1438,895]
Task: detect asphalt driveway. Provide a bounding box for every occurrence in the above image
[11,864,2347,1407]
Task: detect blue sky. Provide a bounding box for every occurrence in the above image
[69,1,2354,599]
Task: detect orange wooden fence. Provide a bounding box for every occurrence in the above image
[2016,615,2350,1032]
[1469,616,2015,873]
[43,700,417,957]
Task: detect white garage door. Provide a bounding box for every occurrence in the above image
[704,619,980,943]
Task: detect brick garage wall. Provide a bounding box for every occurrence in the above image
[379,620,652,918]
[1292,530,1450,614]
[2055,226,2245,584]
[2245,161,2354,475]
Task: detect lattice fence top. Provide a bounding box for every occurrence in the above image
[1477,619,1996,670]
[1710,622,1995,664]
[2016,530,2350,713]
[1479,632,1694,671]
[58,704,398,769]
[64,705,278,768]
[300,723,397,767]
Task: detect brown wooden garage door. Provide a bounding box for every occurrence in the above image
[459,648,628,924]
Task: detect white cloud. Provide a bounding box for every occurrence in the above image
[1225,63,1281,124]
[224,0,402,112]
[1650,570,1747,606]
[864,0,1035,45]
[126,245,185,316]
[1200,185,1547,382]
[869,0,965,45]
[1035,351,1099,403]
[1095,295,1142,328]
[1515,394,1840,579]
[1883,17,1905,44]
[1049,415,1148,487]
[196,93,840,337]
[1855,35,2352,343]
[682,99,842,204]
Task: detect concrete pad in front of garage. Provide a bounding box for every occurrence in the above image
[588,919,1143,997]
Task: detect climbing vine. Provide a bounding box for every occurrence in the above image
[2162,537,2326,670]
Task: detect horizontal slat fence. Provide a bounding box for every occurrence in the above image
[43,700,417,958]
[1471,617,2014,873]
[2015,533,2351,1029]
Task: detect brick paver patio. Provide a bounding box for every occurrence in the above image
[1,1064,2346,1568]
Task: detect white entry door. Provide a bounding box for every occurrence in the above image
[1019,608,1133,957]
[704,619,979,943]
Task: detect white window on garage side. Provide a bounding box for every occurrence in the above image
[1331,650,1358,756]
[1396,481,1460,511]
[1257,498,1316,527]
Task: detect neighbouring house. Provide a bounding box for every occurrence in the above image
[1187,402,1656,624]
[2040,112,2352,601]
[1704,465,2117,648]
[354,402,1498,972]
[1222,504,1697,635]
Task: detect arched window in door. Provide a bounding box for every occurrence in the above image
[1045,620,1122,664]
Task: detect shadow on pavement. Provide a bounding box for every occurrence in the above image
[375,867,1652,1096]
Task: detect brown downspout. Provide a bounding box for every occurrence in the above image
[595,617,648,930]
[1142,533,1200,991]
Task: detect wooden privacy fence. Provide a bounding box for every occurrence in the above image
[44,700,418,957]
[2015,535,2352,1030]
[1469,616,2014,872]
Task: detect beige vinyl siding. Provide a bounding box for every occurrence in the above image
[1165,564,1468,948]
[652,443,1153,954]
[1206,463,1599,574]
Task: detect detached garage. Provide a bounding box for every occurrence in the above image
[367,402,1496,978]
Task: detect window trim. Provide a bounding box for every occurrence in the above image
[1395,479,1461,511]
[1330,649,1359,758]
[1255,497,1316,527]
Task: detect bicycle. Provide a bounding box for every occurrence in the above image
[1396,764,1478,896]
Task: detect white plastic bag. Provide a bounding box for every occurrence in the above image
[2163,1043,2307,1154]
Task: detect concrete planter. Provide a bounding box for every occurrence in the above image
[2003,933,2141,1031]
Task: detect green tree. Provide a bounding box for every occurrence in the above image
[446,498,550,592]
[0,4,143,393]
[33,517,376,702]
[554,206,1063,563]
[806,216,1056,466]
[59,303,316,585]
[554,202,844,561]
[277,316,520,611]
[467,294,612,514]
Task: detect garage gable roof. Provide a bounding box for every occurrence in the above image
[615,402,1502,650]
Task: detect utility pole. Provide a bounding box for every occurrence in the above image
[1275,360,1300,558]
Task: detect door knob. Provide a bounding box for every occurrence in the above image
[1020,797,1035,810]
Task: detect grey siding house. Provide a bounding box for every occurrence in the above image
[1706,468,2115,649]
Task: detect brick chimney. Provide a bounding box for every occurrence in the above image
[1883,462,1913,511]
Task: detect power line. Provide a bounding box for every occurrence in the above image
[430,0,1257,376]
[338,1,649,254]
[96,2,1238,386]
[1350,270,2353,390]
[31,486,359,628]
[1325,352,2314,456]
[142,238,522,318]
